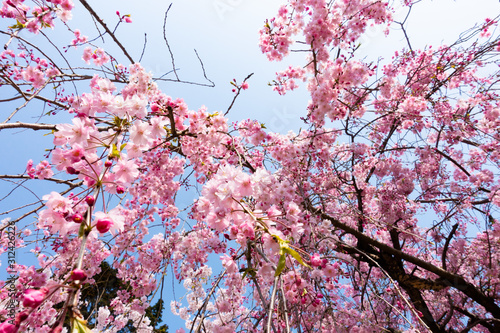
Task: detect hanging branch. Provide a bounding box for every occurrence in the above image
[266,276,279,333]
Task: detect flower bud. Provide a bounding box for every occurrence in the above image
[85,195,95,207]
[71,269,87,281]
[66,166,79,175]
[96,218,113,233]
[104,160,112,168]
[71,213,83,223]
[116,186,125,194]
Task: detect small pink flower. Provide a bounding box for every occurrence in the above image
[82,47,92,64]
[241,82,249,90]
[22,288,47,308]
[309,253,322,267]
[95,218,113,233]
[93,209,124,235]
[26,160,35,179]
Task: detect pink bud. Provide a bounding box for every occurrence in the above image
[104,160,112,168]
[0,322,17,333]
[22,288,47,308]
[116,186,125,194]
[125,17,132,23]
[96,218,113,233]
[71,213,83,223]
[85,195,95,206]
[66,166,79,174]
[71,269,87,281]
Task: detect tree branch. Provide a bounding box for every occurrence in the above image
[314,209,500,320]
[78,0,135,64]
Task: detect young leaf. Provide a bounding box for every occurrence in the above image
[275,252,287,277]
[272,234,310,269]
[110,143,121,159]
[71,317,93,333]
[283,246,311,269]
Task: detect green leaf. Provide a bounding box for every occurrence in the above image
[271,234,288,245]
[71,317,93,333]
[110,143,121,159]
[275,252,286,277]
[271,234,311,274]
[283,246,311,269]
[9,20,25,30]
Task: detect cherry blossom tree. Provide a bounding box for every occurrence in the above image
[1,0,500,332]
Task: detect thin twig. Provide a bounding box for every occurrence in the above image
[78,0,135,64]
[225,73,254,116]
[2,76,55,123]
[139,33,147,63]
[194,48,214,87]
[163,4,179,81]
[0,174,82,187]
[191,269,227,333]
[279,276,290,333]
[160,5,215,87]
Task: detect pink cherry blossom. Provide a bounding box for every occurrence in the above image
[93,208,124,235]
[112,158,139,187]
[129,121,152,147]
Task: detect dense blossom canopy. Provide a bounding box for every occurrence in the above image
[1,0,500,332]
